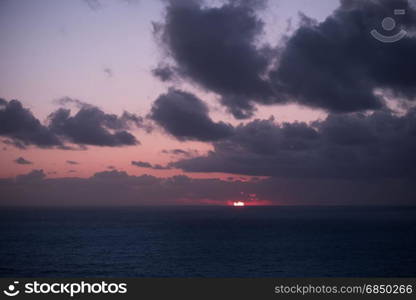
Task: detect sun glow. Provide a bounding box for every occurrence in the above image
[233,201,245,207]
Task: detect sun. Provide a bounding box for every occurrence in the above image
[233,201,245,207]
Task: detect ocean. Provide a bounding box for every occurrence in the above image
[0,206,415,277]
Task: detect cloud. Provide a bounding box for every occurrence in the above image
[150,89,234,141]
[103,67,113,78]
[0,99,63,148]
[131,160,152,168]
[172,108,416,179]
[14,157,33,165]
[54,97,94,109]
[66,160,79,165]
[83,0,102,11]
[162,148,199,157]
[56,97,149,131]
[83,0,139,10]
[1,98,145,149]
[16,169,46,183]
[269,0,416,113]
[152,65,176,82]
[155,0,416,117]
[47,103,141,147]
[1,169,414,206]
[155,0,273,119]
[91,169,131,180]
[131,160,171,170]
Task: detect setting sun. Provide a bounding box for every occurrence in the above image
[233,201,245,207]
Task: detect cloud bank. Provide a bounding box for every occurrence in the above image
[172,108,416,179]
[1,169,414,206]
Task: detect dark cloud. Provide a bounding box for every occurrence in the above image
[47,104,140,147]
[16,169,46,183]
[131,160,152,168]
[172,108,416,179]
[150,89,234,141]
[66,160,79,165]
[0,99,63,148]
[1,98,145,149]
[156,0,416,117]
[270,0,416,113]
[54,97,146,130]
[162,148,199,157]
[131,160,171,170]
[155,0,274,118]
[152,65,176,82]
[14,157,33,165]
[91,169,131,180]
[1,169,414,206]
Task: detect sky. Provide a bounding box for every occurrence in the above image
[1,0,416,206]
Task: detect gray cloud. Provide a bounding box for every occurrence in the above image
[155,0,273,118]
[131,160,171,170]
[270,0,416,113]
[16,169,46,183]
[1,169,414,206]
[103,67,113,78]
[83,0,102,11]
[161,148,199,158]
[152,65,176,82]
[155,0,416,118]
[150,89,234,141]
[172,108,416,179]
[48,107,139,147]
[66,160,79,165]
[14,157,33,165]
[1,98,144,149]
[0,99,63,148]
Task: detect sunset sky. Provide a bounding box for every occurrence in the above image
[1,0,415,206]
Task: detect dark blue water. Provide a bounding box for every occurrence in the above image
[0,206,415,277]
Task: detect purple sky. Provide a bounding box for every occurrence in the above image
[1,0,415,206]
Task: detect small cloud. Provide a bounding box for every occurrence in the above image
[131,160,171,170]
[162,148,198,158]
[14,157,33,165]
[103,67,113,78]
[152,65,175,82]
[66,160,79,165]
[121,0,140,4]
[107,165,116,170]
[150,89,233,141]
[54,97,93,109]
[68,170,77,173]
[83,0,102,11]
